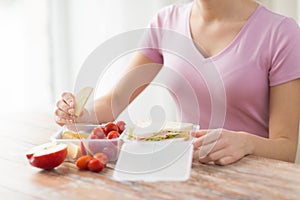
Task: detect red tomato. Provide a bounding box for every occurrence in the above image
[104,122,118,135]
[92,127,105,139]
[90,134,99,139]
[93,152,108,166]
[76,155,93,170]
[107,131,120,139]
[87,158,105,172]
[116,121,126,133]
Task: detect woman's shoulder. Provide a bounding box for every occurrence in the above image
[258,4,299,31]
[152,2,192,23]
[261,5,300,46]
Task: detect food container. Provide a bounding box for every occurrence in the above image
[51,124,122,162]
[113,122,200,182]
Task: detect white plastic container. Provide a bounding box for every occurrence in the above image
[51,124,121,162]
[113,123,199,182]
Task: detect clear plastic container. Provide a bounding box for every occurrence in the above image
[51,124,122,162]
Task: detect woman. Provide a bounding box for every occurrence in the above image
[55,0,300,165]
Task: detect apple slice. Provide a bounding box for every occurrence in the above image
[67,143,81,159]
[80,141,87,156]
[26,142,56,159]
[74,86,93,117]
[62,130,89,139]
[26,142,67,170]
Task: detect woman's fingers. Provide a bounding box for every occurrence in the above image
[54,108,74,122]
[55,108,69,119]
[193,136,227,160]
[54,92,76,126]
[54,115,67,126]
[61,92,75,108]
[191,130,208,138]
[192,129,232,164]
[56,99,70,113]
[192,129,223,150]
[198,148,228,164]
[214,156,235,166]
[192,129,247,166]
[56,99,75,116]
[54,111,76,125]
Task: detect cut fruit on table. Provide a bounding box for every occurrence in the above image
[25,142,67,170]
[74,86,93,117]
[67,143,82,159]
[61,131,89,139]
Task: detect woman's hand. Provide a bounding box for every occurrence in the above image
[54,92,76,126]
[192,129,253,166]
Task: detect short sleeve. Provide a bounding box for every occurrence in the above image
[269,18,300,86]
[139,9,165,64]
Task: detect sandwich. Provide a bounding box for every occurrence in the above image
[127,121,194,141]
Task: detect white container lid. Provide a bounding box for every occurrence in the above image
[113,140,193,182]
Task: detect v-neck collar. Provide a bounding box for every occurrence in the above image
[186,2,263,61]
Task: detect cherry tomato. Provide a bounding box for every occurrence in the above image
[92,127,105,139]
[116,121,126,133]
[76,155,93,170]
[107,131,120,139]
[90,134,99,139]
[87,158,105,172]
[93,152,108,166]
[104,122,118,135]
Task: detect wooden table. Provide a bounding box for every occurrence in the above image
[1,112,300,200]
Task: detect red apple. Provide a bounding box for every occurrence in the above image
[80,141,87,156]
[26,142,67,170]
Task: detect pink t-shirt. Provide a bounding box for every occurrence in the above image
[141,3,300,138]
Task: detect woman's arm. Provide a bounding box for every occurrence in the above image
[192,78,300,165]
[247,78,300,162]
[77,51,162,124]
[55,51,162,125]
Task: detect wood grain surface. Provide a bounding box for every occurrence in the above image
[0,112,299,200]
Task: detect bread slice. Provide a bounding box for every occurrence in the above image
[128,121,194,141]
